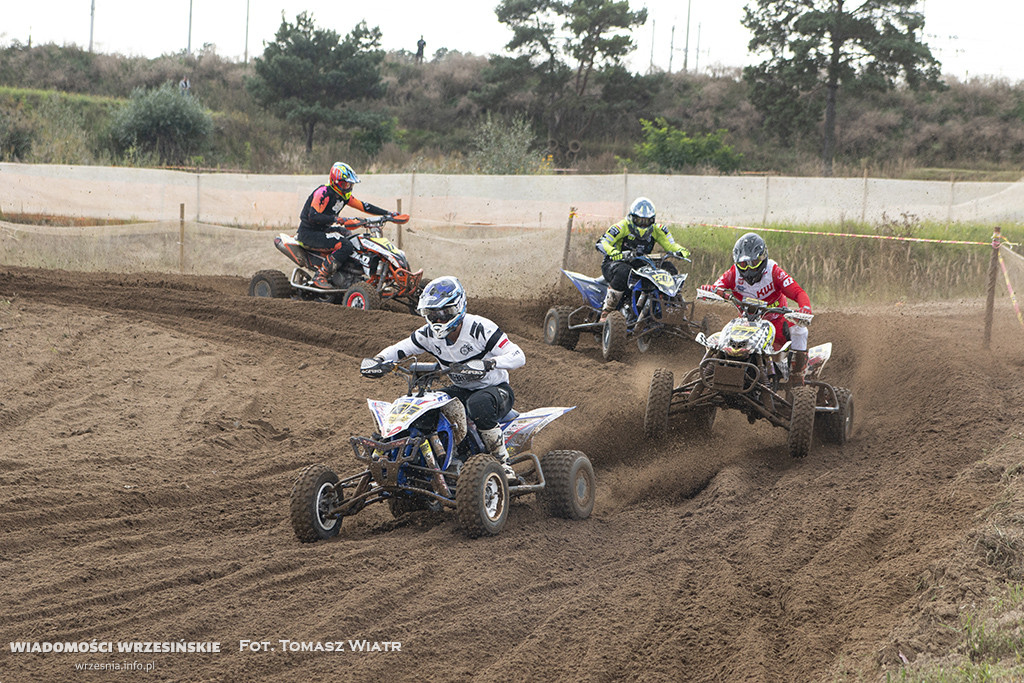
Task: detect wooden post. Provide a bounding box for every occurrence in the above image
[561,207,576,271]
[179,203,185,274]
[396,198,403,250]
[984,226,1002,349]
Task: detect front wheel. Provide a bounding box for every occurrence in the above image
[249,270,291,298]
[455,454,509,537]
[644,368,674,439]
[543,306,580,350]
[344,282,382,310]
[788,385,817,459]
[539,450,595,520]
[289,464,342,543]
[600,310,628,362]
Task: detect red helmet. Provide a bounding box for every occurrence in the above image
[328,162,359,198]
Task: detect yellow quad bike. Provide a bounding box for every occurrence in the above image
[644,288,854,458]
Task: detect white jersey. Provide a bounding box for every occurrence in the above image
[376,313,526,390]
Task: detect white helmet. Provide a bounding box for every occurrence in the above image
[417,276,467,338]
[629,197,656,229]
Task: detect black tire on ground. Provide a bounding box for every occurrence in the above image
[644,368,674,439]
[344,282,382,310]
[543,306,580,350]
[601,310,628,362]
[788,385,818,459]
[248,270,291,298]
[539,450,595,520]
[819,386,854,445]
[289,464,342,543]
[455,454,509,537]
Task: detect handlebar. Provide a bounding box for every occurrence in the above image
[335,213,410,232]
[696,287,813,326]
[359,356,487,395]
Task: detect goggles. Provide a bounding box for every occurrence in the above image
[633,216,655,228]
[422,305,458,324]
[736,256,764,271]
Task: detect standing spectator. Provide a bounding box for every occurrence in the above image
[179,76,191,96]
[415,36,426,64]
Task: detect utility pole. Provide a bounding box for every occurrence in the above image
[89,0,95,52]
[649,19,655,73]
[187,0,193,54]
[695,23,702,73]
[683,0,692,72]
[244,0,250,63]
[668,25,675,74]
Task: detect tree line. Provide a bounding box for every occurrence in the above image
[0,0,1022,179]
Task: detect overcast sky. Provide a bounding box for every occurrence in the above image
[3,1,1022,83]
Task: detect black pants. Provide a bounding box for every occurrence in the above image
[601,257,678,291]
[443,383,514,431]
[297,226,354,265]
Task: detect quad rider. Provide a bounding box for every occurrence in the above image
[595,197,690,321]
[298,162,401,289]
[371,276,526,480]
[705,232,813,386]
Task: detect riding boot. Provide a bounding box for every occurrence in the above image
[599,288,623,322]
[311,254,338,289]
[479,426,516,480]
[790,350,808,387]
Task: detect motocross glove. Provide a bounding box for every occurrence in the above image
[799,305,813,315]
[673,248,691,259]
[609,252,624,261]
[483,358,496,371]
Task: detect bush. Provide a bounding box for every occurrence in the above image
[467,113,544,174]
[635,117,743,173]
[109,83,212,165]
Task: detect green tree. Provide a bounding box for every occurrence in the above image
[742,0,941,175]
[493,0,646,150]
[109,83,212,165]
[635,117,743,173]
[246,12,385,154]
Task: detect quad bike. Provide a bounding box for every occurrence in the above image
[248,214,423,312]
[289,356,596,542]
[543,251,712,363]
[643,288,854,459]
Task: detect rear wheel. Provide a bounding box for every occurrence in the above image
[539,450,595,520]
[788,385,817,458]
[344,282,382,310]
[543,306,580,350]
[601,310,628,362]
[455,454,509,537]
[818,386,854,445]
[289,464,342,543]
[644,368,674,439]
[249,270,291,298]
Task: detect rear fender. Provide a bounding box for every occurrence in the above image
[275,234,314,269]
[807,342,833,376]
[562,270,606,309]
[499,406,575,456]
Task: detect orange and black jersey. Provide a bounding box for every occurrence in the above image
[298,185,390,231]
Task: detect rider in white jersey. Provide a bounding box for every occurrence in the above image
[373,276,525,478]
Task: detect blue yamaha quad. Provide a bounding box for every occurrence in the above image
[543,252,712,362]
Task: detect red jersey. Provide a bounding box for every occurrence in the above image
[712,259,810,311]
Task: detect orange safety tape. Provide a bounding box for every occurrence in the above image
[696,222,1018,247]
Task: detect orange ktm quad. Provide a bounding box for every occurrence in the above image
[248,214,423,312]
